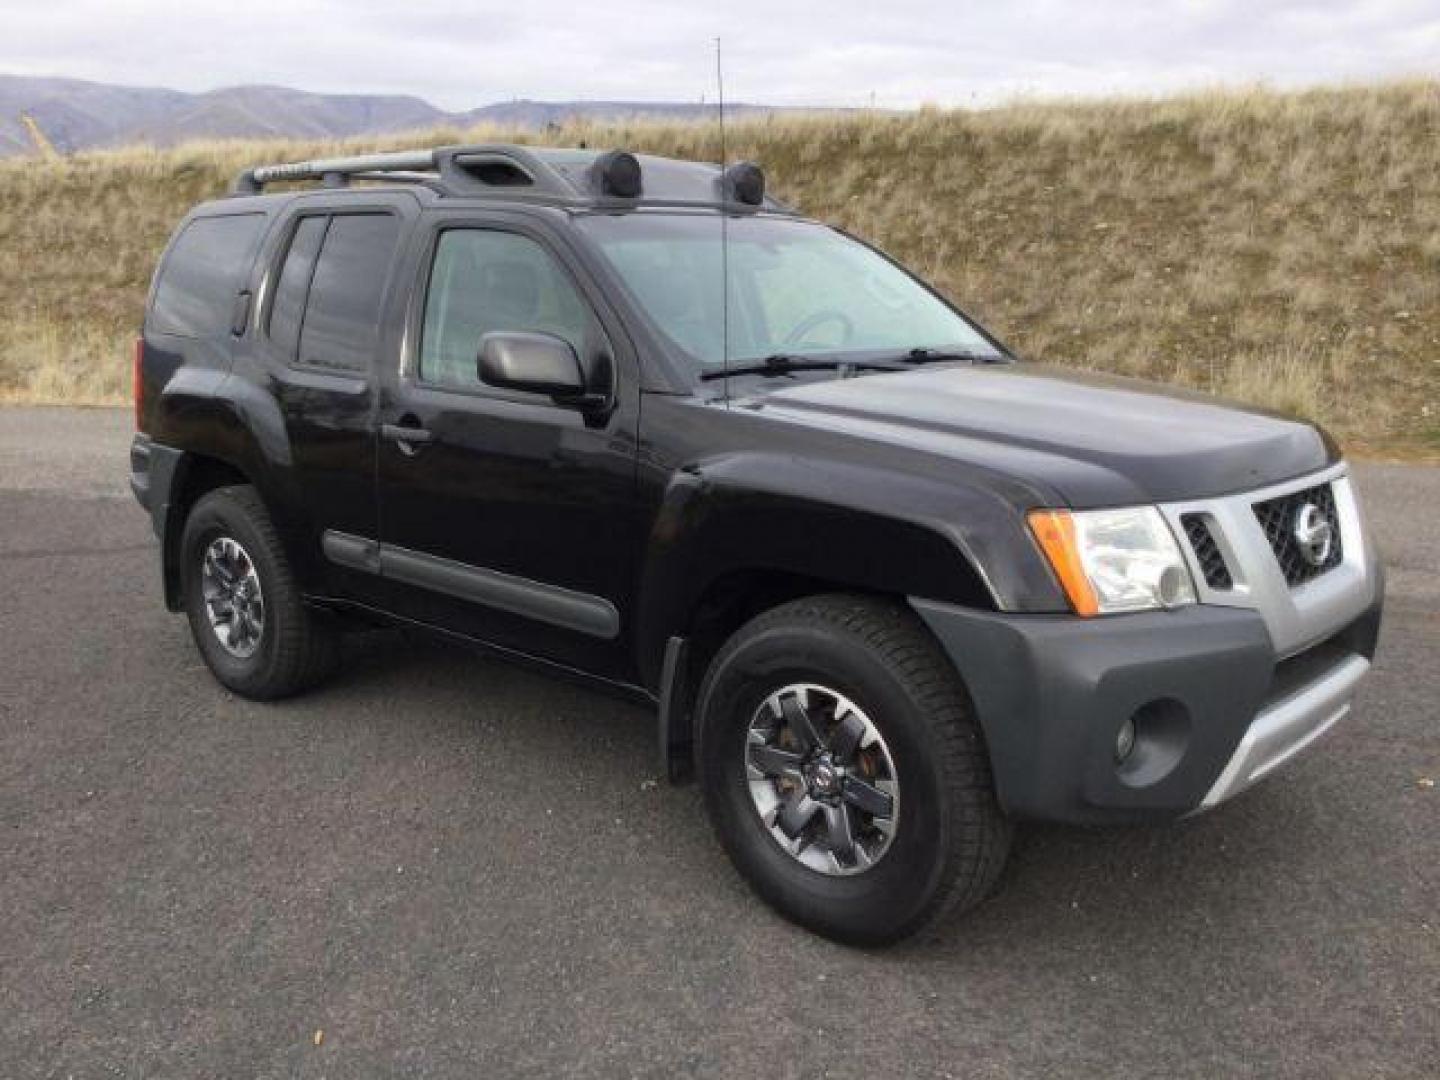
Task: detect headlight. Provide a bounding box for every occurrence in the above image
[1028,506,1196,615]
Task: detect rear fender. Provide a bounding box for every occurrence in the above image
[145,371,309,609]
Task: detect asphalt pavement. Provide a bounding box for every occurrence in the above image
[1,406,1436,1078]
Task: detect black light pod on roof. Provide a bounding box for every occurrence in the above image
[721,161,766,206]
[590,150,642,198]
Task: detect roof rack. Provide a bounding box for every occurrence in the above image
[230,143,778,210]
[232,145,569,196]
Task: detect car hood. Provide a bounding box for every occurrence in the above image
[748,363,1337,507]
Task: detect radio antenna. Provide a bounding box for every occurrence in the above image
[715,36,731,403]
[715,36,728,166]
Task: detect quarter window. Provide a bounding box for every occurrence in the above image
[419,229,593,390]
[151,214,264,338]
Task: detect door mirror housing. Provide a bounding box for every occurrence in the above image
[478,331,613,415]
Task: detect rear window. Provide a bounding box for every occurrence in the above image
[150,213,264,337]
[294,214,401,373]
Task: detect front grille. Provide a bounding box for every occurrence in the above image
[1252,482,1343,586]
[1182,513,1233,589]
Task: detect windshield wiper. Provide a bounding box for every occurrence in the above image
[902,346,1003,364]
[699,354,902,381]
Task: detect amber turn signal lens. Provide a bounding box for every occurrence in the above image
[1027,509,1100,617]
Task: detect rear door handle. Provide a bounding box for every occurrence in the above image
[381,422,434,450]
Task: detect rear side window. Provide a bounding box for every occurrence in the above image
[267,215,328,359]
[150,214,264,337]
[292,214,401,373]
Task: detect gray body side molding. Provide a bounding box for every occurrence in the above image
[323,530,620,640]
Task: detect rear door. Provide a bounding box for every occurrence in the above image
[243,194,416,599]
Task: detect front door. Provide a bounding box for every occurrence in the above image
[376,217,643,680]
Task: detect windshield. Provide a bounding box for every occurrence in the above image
[574,214,1003,372]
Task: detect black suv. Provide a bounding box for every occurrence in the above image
[130,145,1384,944]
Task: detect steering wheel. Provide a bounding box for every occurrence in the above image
[782,309,855,348]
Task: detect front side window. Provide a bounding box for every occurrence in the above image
[419,229,592,390]
[282,213,401,373]
[151,213,264,337]
[575,214,1002,372]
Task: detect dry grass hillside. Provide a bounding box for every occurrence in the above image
[1,80,1436,456]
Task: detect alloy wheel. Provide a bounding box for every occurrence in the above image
[745,683,900,875]
[200,536,265,659]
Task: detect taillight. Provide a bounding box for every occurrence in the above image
[133,336,145,431]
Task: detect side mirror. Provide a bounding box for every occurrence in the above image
[478,331,603,409]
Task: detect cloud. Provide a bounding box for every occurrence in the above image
[1,0,1435,109]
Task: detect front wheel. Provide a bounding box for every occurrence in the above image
[695,595,1011,945]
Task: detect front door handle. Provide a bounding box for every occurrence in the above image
[381,422,434,454]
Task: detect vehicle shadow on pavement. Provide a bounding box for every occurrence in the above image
[310,626,1335,960]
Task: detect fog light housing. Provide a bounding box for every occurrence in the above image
[1115,698,1192,788]
[1115,716,1137,763]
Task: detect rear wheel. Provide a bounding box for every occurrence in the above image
[180,485,337,700]
[695,594,1011,945]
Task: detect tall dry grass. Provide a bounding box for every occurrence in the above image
[1,80,1436,453]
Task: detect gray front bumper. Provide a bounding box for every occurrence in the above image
[912,598,1382,824]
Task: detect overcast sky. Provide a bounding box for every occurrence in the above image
[2,0,1437,109]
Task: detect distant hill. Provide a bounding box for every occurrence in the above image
[0,75,803,155]
[460,99,784,129]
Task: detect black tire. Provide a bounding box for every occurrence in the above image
[180,485,337,700]
[695,594,1011,945]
